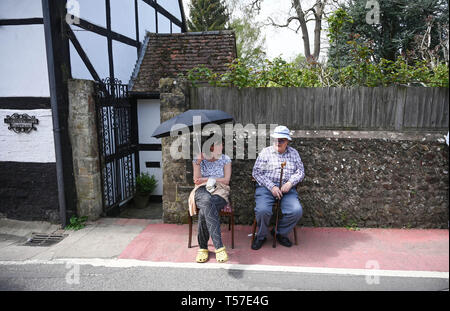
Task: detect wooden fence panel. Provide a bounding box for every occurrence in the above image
[189,86,449,131]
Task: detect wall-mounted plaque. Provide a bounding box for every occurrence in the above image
[4,113,39,133]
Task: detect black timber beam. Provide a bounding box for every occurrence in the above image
[128,91,160,99]
[178,0,188,32]
[141,0,184,29]
[105,0,114,82]
[155,0,158,33]
[134,0,140,56]
[130,97,140,176]
[0,97,51,109]
[0,18,43,26]
[42,0,77,227]
[139,144,162,151]
[67,27,101,83]
[72,17,140,48]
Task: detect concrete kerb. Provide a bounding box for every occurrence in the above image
[0,217,152,261]
[0,218,61,238]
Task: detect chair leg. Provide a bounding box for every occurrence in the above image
[251,218,257,248]
[188,212,192,248]
[294,227,298,245]
[231,214,234,249]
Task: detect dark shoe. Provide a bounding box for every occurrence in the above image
[271,229,292,247]
[251,237,266,250]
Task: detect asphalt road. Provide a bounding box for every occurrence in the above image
[0,261,448,291]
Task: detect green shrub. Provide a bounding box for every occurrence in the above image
[136,172,157,194]
[184,54,448,88]
[65,215,88,231]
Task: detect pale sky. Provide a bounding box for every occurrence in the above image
[182,0,331,62]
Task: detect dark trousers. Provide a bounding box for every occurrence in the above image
[195,186,227,249]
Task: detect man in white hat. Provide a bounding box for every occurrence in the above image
[251,125,305,250]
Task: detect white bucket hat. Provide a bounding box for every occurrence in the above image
[270,125,292,141]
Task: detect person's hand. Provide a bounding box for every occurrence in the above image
[194,177,207,185]
[280,181,293,193]
[271,186,283,200]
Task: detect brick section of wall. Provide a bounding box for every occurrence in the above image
[131,31,237,93]
[0,162,61,223]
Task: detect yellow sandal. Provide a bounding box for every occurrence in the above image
[215,247,228,263]
[196,249,209,263]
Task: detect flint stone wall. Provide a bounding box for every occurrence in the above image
[224,131,449,229]
[160,80,449,228]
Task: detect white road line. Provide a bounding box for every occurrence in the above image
[0,258,448,279]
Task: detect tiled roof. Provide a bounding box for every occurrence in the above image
[129,30,237,93]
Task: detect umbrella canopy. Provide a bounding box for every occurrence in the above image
[151,109,234,138]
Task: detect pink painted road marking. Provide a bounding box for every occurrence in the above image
[119,224,449,272]
[114,219,153,226]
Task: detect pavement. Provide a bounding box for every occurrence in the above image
[0,215,448,279]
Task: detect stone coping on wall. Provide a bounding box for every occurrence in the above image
[290,130,448,143]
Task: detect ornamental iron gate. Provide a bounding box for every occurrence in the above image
[94,78,137,215]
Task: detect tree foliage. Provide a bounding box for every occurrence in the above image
[184,47,448,88]
[327,0,449,66]
[228,14,266,69]
[187,0,230,32]
[184,0,448,88]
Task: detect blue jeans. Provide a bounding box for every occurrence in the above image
[254,184,303,241]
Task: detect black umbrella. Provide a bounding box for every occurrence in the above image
[151,109,234,139]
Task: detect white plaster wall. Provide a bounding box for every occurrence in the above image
[70,0,181,83]
[157,0,182,19]
[139,151,162,196]
[0,0,43,19]
[0,1,48,97]
[0,25,50,97]
[69,30,110,82]
[138,0,156,41]
[137,99,162,195]
[0,109,55,163]
[138,99,161,144]
[76,0,106,27]
[0,0,182,97]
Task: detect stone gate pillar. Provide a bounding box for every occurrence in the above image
[67,79,103,220]
[159,78,193,223]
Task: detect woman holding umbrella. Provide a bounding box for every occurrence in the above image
[188,133,232,263]
[151,109,235,263]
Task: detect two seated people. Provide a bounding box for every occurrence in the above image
[189,126,305,263]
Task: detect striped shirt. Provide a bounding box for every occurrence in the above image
[252,145,305,190]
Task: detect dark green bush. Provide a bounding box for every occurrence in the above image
[136,172,158,194]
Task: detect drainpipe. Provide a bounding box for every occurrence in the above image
[50,111,67,228]
[42,0,69,227]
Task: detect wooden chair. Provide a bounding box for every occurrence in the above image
[251,178,298,248]
[188,202,235,249]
